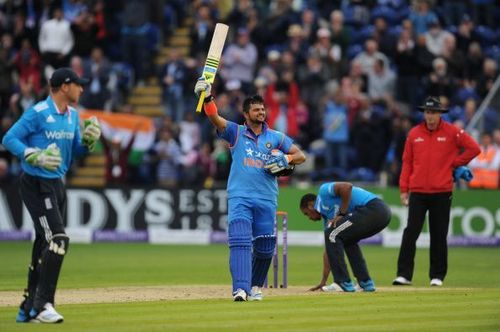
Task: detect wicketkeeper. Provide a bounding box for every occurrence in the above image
[2,68,101,323]
[194,77,306,301]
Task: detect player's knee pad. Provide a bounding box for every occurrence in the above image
[48,234,69,256]
[253,235,276,259]
[228,219,252,248]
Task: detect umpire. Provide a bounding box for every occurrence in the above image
[393,96,480,287]
[2,68,101,323]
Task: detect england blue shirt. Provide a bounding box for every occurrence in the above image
[314,182,378,229]
[2,96,88,179]
[218,121,293,202]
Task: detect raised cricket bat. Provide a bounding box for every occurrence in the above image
[195,23,229,113]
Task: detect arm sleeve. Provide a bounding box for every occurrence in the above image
[399,135,413,193]
[277,132,293,153]
[1,109,38,159]
[318,182,335,199]
[452,129,481,167]
[217,121,238,146]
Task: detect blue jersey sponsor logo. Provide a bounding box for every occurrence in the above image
[45,130,75,140]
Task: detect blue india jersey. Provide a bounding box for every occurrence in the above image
[218,121,293,203]
[2,96,88,179]
[314,182,378,229]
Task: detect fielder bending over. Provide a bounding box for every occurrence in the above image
[300,182,391,292]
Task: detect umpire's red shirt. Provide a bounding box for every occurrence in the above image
[400,120,480,194]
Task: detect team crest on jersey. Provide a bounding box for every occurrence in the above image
[265,142,272,149]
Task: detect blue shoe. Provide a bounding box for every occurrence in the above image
[16,307,30,323]
[339,280,356,292]
[359,279,376,292]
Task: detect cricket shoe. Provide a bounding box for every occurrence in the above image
[248,286,263,301]
[358,279,376,292]
[15,297,38,323]
[430,278,443,287]
[233,289,248,302]
[322,281,356,292]
[392,276,412,286]
[16,306,34,323]
[31,303,64,323]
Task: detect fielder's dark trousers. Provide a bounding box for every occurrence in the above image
[19,173,68,311]
[396,192,452,281]
[325,198,391,284]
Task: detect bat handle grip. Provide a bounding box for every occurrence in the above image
[195,91,206,113]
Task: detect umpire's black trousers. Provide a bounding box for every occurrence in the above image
[396,192,452,281]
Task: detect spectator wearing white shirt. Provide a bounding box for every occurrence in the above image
[367,58,396,106]
[38,7,74,71]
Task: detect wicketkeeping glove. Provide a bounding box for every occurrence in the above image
[264,149,294,176]
[194,76,211,98]
[453,166,473,182]
[24,143,62,172]
[82,116,101,151]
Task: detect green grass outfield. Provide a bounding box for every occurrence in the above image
[0,242,499,331]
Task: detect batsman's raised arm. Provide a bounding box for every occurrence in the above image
[194,77,227,131]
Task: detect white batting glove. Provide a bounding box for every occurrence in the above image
[194,77,211,97]
[82,116,101,151]
[25,143,62,172]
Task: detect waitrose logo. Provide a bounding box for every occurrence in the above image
[45,130,74,140]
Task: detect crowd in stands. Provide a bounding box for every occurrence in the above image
[1,0,499,189]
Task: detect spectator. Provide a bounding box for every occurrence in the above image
[329,10,350,55]
[38,7,74,71]
[189,4,215,59]
[70,9,98,58]
[322,87,349,171]
[476,58,497,98]
[265,80,301,139]
[225,0,254,32]
[441,34,465,79]
[13,38,42,95]
[353,38,389,75]
[424,19,452,57]
[395,28,418,107]
[101,130,137,185]
[464,42,484,81]
[159,48,187,122]
[222,28,258,94]
[409,0,438,36]
[120,0,152,86]
[455,14,478,55]
[424,57,455,99]
[284,24,309,66]
[414,34,435,79]
[154,127,181,188]
[468,132,500,189]
[309,28,343,79]
[79,47,112,110]
[367,58,396,106]
[373,17,396,59]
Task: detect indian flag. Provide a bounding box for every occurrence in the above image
[79,110,156,151]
